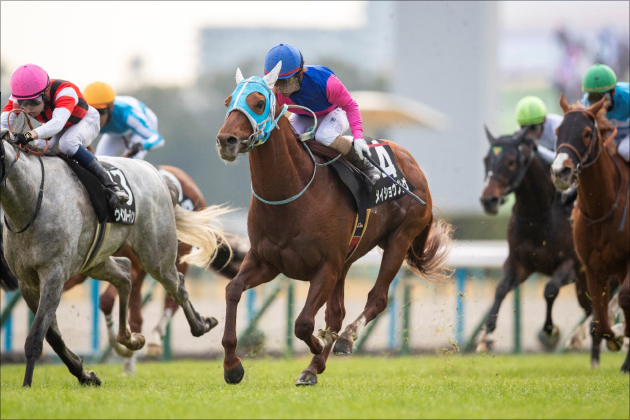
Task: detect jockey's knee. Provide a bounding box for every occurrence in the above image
[617,136,629,162]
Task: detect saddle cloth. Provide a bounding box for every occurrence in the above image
[328,137,415,260]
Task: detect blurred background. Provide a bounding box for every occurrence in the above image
[1,1,628,359]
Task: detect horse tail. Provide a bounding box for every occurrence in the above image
[405,216,454,281]
[173,204,233,268]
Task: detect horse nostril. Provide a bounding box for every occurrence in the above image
[561,167,572,178]
[227,136,238,146]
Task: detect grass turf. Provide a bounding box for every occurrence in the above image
[1,353,628,419]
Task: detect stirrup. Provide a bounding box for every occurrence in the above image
[106,186,129,208]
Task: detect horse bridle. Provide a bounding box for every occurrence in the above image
[557,109,626,227]
[556,109,617,177]
[488,141,536,198]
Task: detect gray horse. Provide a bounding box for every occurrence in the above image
[0,132,230,387]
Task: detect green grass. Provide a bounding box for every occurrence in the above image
[1,353,628,419]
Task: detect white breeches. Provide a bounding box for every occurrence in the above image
[289,107,350,146]
[30,106,100,156]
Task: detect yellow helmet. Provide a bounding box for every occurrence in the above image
[84,81,116,109]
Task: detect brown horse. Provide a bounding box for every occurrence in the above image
[215,68,453,385]
[64,165,247,373]
[478,128,600,362]
[551,95,629,373]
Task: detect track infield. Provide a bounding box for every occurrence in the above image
[1,353,628,419]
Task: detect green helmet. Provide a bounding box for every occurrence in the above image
[516,96,547,126]
[582,64,617,93]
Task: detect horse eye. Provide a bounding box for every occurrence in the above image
[257,101,264,108]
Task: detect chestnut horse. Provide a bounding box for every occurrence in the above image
[215,65,453,385]
[479,127,599,362]
[63,165,247,373]
[551,95,629,373]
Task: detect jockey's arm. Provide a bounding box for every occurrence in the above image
[326,75,364,140]
[125,113,164,150]
[32,87,79,139]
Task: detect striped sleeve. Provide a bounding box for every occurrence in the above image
[125,113,163,150]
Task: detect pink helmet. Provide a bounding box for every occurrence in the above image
[10,64,50,100]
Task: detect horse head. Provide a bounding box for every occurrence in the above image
[551,94,606,191]
[480,125,531,215]
[216,62,286,162]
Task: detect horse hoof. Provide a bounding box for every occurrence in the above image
[131,333,146,351]
[333,337,354,356]
[621,361,629,374]
[224,363,245,384]
[606,338,623,352]
[146,343,163,358]
[476,339,494,353]
[295,370,318,386]
[591,360,600,370]
[206,317,219,332]
[80,370,102,386]
[538,326,560,352]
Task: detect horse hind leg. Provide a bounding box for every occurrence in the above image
[296,272,347,386]
[86,256,145,352]
[334,236,412,356]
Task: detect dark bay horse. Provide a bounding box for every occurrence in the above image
[63,165,248,373]
[479,127,601,363]
[551,96,629,372]
[215,65,453,385]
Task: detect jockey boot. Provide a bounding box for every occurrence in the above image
[85,158,129,209]
[330,136,381,188]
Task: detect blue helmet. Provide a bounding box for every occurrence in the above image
[264,43,303,79]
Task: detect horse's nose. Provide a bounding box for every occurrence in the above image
[216,133,239,148]
[480,196,500,214]
[561,167,572,178]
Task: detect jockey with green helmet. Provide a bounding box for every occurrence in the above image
[1,64,129,208]
[263,43,381,186]
[515,96,563,166]
[580,64,629,162]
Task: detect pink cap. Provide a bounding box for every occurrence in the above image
[10,64,50,100]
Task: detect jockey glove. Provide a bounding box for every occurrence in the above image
[127,142,144,157]
[14,132,34,147]
[353,138,370,159]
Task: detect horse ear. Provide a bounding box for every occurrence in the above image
[559,94,571,114]
[262,61,282,89]
[587,97,606,116]
[484,125,495,144]
[235,68,244,85]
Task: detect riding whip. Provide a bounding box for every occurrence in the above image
[362,152,426,206]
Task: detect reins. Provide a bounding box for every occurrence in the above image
[1,109,49,233]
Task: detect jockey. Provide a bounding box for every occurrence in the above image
[515,96,563,166]
[1,64,128,208]
[83,82,165,160]
[263,43,381,186]
[581,64,629,162]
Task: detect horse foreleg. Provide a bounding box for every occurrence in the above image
[296,270,347,386]
[20,267,65,387]
[222,253,279,384]
[586,268,622,353]
[539,259,575,351]
[618,264,629,373]
[477,260,529,353]
[87,256,145,352]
